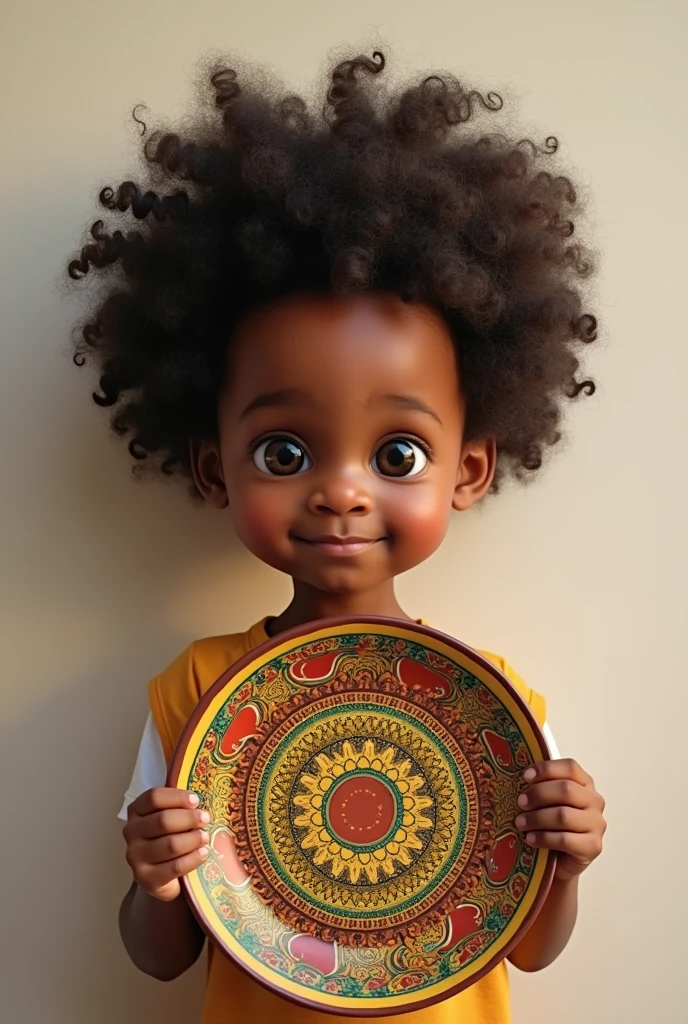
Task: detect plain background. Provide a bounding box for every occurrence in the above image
[1,1,686,1022]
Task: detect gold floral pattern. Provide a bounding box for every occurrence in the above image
[293,739,433,884]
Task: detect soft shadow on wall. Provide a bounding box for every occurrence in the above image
[2,363,293,1022]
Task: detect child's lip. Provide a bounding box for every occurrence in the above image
[293,534,384,556]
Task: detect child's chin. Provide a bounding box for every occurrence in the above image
[297,566,384,596]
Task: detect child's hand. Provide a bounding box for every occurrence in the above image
[123,788,211,902]
[515,759,606,882]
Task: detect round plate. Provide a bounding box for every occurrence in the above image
[169,618,554,1016]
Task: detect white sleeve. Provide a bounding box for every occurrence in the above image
[118,712,168,820]
[542,720,561,760]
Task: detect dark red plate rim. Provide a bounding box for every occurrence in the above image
[167,615,555,1017]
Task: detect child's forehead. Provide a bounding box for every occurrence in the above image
[223,293,461,407]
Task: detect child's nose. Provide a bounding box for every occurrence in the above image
[306,474,373,516]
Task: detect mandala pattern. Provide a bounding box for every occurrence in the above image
[226,676,495,946]
[297,740,432,880]
[170,622,553,1015]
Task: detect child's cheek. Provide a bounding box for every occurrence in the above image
[387,487,453,566]
[229,488,289,559]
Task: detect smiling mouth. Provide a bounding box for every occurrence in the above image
[293,535,384,557]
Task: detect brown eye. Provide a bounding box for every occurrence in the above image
[373,439,428,478]
[253,437,311,476]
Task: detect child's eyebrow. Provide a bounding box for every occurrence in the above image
[239,388,310,420]
[376,394,443,426]
[239,389,442,425]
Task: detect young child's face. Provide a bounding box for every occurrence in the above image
[193,294,494,595]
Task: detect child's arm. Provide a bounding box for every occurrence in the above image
[119,881,205,980]
[507,875,579,971]
[119,787,209,980]
[508,758,606,972]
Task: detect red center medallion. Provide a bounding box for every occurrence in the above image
[325,772,397,846]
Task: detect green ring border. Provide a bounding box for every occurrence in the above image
[253,701,469,920]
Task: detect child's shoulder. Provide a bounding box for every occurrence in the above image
[153,618,270,694]
[147,619,271,759]
[476,647,517,681]
[476,647,546,726]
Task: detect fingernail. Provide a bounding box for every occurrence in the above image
[515,815,527,829]
[526,833,537,846]
[189,793,200,807]
[199,831,210,843]
[199,847,209,859]
[200,811,211,824]
[517,794,528,808]
[523,768,536,781]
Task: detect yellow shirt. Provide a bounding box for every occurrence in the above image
[149,619,547,1024]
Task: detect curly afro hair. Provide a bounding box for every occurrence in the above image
[68,50,597,488]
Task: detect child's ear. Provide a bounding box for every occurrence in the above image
[190,438,229,509]
[452,438,497,511]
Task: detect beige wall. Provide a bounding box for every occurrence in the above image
[1,1,685,1021]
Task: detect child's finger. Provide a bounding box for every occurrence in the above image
[143,829,210,866]
[128,787,199,818]
[523,758,593,788]
[518,779,590,812]
[146,846,210,890]
[523,830,601,858]
[130,807,210,840]
[515,807,589,834]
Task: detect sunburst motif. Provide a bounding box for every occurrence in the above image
[292,739,434,884]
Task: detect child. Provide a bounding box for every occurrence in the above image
[68,49,606,1024]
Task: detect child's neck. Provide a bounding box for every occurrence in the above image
[268,578,413,636]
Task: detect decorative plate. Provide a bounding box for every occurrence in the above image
[169,618,554,1017]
